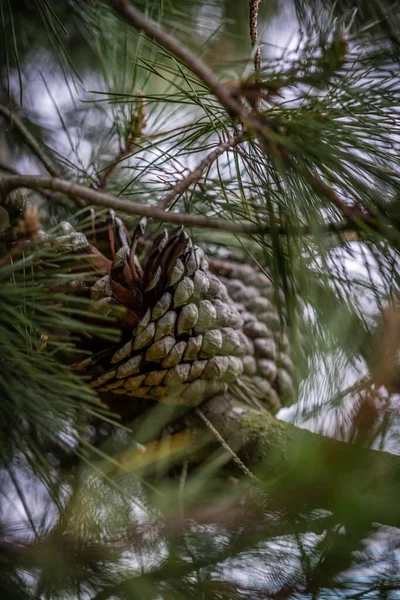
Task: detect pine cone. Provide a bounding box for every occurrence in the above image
[54,216,297,411]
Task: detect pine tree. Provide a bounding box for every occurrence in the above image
[0,1,400,598]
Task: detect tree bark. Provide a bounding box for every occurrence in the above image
[198,395,400,529]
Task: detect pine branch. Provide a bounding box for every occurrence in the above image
[0,175,376,235]
[0,173,377,236]
[107,0,255,126]
[0,173,278,234]
[199,394,400,529]
[107,0,381,227]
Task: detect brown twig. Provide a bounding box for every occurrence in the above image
[0,174,377,237]
[0,104,60,177]
[249,0,262,110]
[157,134,241,209]
[0,173,272,234]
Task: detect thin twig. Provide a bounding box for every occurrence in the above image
[0,174,375,236]
[0,104,60,177]
[249,0,262,110]
[195,408,260,482]
[157,134,241,209]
